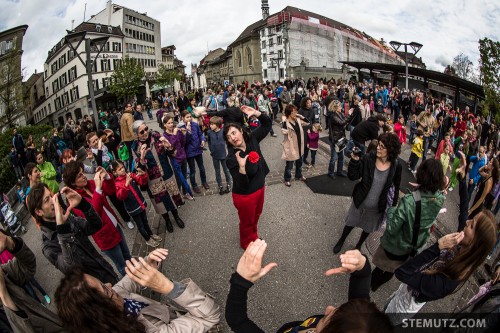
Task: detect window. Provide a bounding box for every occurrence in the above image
[70,86,79,102]
[113,58,120,70]
[261,41,266,49]
[62,92,69,106]
[276,25,281,32]
[55,97,61,110]
[51,62,58,75]
[263,69,267,78]
[112,42,121,52]
[260,30,265,37]
[52,80,59,92]
[46,87,49,96]
[267,27,272,35]
[101,59,111,71]
[246,47,252,66]
[102,77,109,88]
[69,66,77,81]
[44,70,47,79]
[262,54,267,62]
[60,73,67,87]
[278,50,283,58]
[277,36,282,45]
[279,68,284,78]
[269,38,274,47]
[236,51,242,67]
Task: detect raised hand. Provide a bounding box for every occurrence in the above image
[125,173,132,187]
[0,231,14,254]
[236,239,278,283]
[125,257,173,294]
[86,148,94,160]
[94,170,103,190]
[60,187,82,220]
[145,248,169,267]
[324,250,366,276]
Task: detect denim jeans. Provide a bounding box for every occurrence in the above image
[422,136,430,161]
[284,159,303,181]
[328,142,345,176]
[13,165,23,180]
[102,226,131,277]
[187,154,207,187]
[131,210,153,241]
[346,125,356,154]
[213,158,232,187]
[146,108,153,120]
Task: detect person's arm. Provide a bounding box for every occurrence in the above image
[253,112,272,143]
[115,179,130,201]
[469,178,492,215]
[1,236,35,286]
[227,151,250,189]
[347,154,363,181]
[392,163,402,206]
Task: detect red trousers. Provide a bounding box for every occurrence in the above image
[232,186,265,249]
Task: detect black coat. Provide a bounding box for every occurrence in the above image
[328,111,346,143]
[207,107,245,126]
[348,152,402,212]
[351,116,380,144]
[298,107,315,124]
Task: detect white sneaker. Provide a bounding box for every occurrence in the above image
[151,234,162,242]
[183,193,194,201]
[145,239,159,247]
[448,187,453,192]
[127,221,135,229]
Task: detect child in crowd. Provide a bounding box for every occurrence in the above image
[182,110,209,193]
[376,98,384,114]
[249,115,260,131]
[110,160,162,247]
[409,129,424,174]
[393,114,407,144]
[306,123,322,168]
[440,144,452,176]
[408,114,418,144]
[435,133,453,159]
[16,182,26,208]
[369,96,375,114]
[206,116,232,195]
[35,151,59,194]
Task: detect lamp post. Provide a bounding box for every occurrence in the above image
[65,30,110,126]
[389,41,423,90]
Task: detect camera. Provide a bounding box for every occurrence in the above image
[352,147,362,157]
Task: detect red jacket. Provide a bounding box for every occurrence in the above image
[115,172,148,215]
[454,120,467,138]
[73,177,122,251]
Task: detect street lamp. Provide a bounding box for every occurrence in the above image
[65,30,109,126]
[389,41,423,90]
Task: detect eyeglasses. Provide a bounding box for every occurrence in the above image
[139,127,149,135]
[100,282,114,301]
[377,143,387,150]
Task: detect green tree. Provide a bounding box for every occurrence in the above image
[479,38,499,120]
[109,56,145,102]
[0,50,24,130]
[155,64,180,89]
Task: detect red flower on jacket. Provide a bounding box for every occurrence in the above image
[248,151,260,164]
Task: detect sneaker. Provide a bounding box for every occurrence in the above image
[284,181,291,187]
[448,187,453,192]
[296,176,307,181]
[202,182,210,190]
[44,295,51,304]
[271,133,277,137]
[146,239,159,247]
[219,186,225,195]
[126,221,135,229]
[183,193,194,200]
[151,234,162,242]
[303,161,310,166]
[336,171,347,177]
[225,184,232,193]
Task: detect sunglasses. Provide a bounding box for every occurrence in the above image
[139,127,149,135]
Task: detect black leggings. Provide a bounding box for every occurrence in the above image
[371,267,395,292]
[131,210,153,241]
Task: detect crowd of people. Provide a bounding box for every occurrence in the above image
[1,75,499,332]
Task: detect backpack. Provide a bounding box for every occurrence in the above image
[118,143,130,161]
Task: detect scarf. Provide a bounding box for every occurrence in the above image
[123,298,148,316]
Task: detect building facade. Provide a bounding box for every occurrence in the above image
[33,22,124,126]
[88,0,161,76]
[23,72,45,125]
[0,25,28,131]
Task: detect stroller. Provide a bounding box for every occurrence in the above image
[0,199,25,236]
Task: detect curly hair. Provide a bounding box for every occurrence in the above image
[378,132,401,162]
[55,267,146,333]
[416,159,445,193]
[284,103,298,118]
[63,160,84,188]
[300,96,312,110]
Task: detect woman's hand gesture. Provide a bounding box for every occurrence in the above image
[438,231,464,250]
[324,250,366,276]
[235,151,248,170]
[236,239,277,283]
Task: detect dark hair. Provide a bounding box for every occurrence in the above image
[284,103,298,118]
[223,122,250,146]
[26,182,50,225]
[55,267,146,333]
[86,132,97,144]
[210,116,222,127]
[378,133,401,162]
[181,110,190,118]
[375,114,387,123]
[109,159,125,175]
[162,114,174,125]
[416,129,424,136]
[300,97,312,109]
[322,299,393,333]
[24,162,38,180]
[416,159,445,193]
[63,160,84,188]
[366,139,378,154]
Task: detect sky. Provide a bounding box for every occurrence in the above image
[1,0,498,78]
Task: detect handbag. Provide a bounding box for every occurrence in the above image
[334,137,347,153]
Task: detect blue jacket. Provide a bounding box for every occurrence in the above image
[206,129,227,160]
[9,151,20,167]
[185,121,205,158]
[469,155,486,185]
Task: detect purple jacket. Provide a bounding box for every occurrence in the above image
[163,130,187,164]
[185,121,205,158]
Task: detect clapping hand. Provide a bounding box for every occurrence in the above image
[236,239,278,283]
[125,257,173,294]
[324,250,366,276]
[438,232,464,250]
[159,137,172,149]
[86,148,94,160]
[125,173,132,187]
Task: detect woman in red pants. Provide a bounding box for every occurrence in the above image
[225,106,272,249]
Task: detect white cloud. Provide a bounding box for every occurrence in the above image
[0,0,498,77]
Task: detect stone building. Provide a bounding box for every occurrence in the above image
[0,24,28,131]
[22,72,45,125]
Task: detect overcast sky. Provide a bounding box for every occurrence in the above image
[1,0,498,78]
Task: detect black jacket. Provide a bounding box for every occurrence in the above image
[40,198,118,284]
[328,111,347,143]
[298,107,316,124]
[351,116,380,144]
[348,152,402,212]
[347,105,362,127]
[207,107,245,126]
[108,114,119,132]
[42,140,58,162]
[225,256,372,333]
[177,95,190,111]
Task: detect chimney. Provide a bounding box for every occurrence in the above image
[107,0,112,26]
[261,0,269,20]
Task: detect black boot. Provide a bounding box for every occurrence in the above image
[355,231,370,251]
[171,209,185,229]
[219,186,224,195]
[162,213,174,233]
[333,226,354,254]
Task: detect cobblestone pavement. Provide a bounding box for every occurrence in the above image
[17,112,497,332]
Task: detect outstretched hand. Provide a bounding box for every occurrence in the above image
[125,257,173,294]
[236,239,278,283]
[146,248,168,267]
[324,250,366,276]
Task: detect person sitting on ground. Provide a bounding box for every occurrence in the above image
[225,239,393,333]
[55,249,221,333]
[26,183,118,284]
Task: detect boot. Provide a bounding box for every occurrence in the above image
[162,213,174,233]
[355,231,370,251]
[171,209,185,229]
[225,183,232,193]
[219,186,224,195]
[333,239,345,254]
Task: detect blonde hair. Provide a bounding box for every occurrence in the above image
[313,123,323,132]
[328,100,342,113]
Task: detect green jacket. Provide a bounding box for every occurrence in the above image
[380,190,444,256]
[37,161,59,194]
